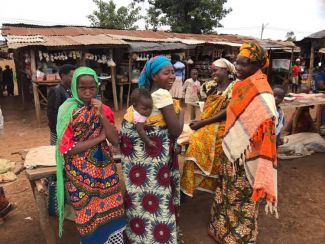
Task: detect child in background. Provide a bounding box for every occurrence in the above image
[273,86,285,147]
[124,88,155,147]
[182,69,201,120]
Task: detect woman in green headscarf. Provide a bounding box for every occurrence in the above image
[56,67,125,244]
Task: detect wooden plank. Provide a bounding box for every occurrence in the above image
[32,82,41,127]
[25,167,56,181]
[308,45,315,82]
[281,100,325,109]
[32,80,60,85]
[119,84,124,109]
[30,181,56,244]
[111,66,119,111]
[35,180,46,193]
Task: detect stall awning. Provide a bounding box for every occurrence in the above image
[5,34,128,49]
[127,41,192,52]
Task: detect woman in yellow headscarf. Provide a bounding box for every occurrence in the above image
[180,58,236,197]
[209,42,278,243]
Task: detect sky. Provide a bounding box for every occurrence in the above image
[0,0,324,41]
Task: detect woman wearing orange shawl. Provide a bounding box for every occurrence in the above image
[208,42,278,243]
[180,58,236,197]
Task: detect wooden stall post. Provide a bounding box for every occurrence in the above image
[126,54,133,108]
[110,66,119,111]
[308,44,315,82]
[30,49,41,127]
[267,49,272,77]
[30,180,56,244]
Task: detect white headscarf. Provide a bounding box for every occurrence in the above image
[212,58,236,74]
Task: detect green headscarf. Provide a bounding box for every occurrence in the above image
[56,67,98,237]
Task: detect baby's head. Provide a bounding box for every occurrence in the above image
[131,88,153,117]
[273,85,285,107]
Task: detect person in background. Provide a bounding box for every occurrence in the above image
[0,66,3,96]
[285,85,317,134]
[0,187,13,223]
[314,63,325,129]
[56,67,125,243]
[273,86,285,147]
[120,56,184,243]
[209,42,278,243]
[170,54,185,99]
[47,64,75,145]
[125,88,155,147]
[291,59,301,93]
[181,58,236,198]
[182,68,201,120]
[2,65,14,96]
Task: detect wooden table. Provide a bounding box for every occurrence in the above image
[25,166,57,244]
[280,96,325,109]
[32,80,60,127]
[24,154,122,244]
[280,94,325,108]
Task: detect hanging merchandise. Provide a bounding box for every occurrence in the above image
[38,51,43,61]
[107,57,116,67]
[186,58,194,64]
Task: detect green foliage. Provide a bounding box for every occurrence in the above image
[144,6,167,31]
[135,0,231,33]
[88,0,142,30]
[285,31,296,41]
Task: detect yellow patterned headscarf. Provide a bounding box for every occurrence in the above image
[239,42,269,69]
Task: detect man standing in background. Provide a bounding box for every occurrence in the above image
[2,65,14,96]
[47,64,75,145]
[291,58,301,93]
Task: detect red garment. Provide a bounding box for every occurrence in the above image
[59,105,114,154]
[292,65,301,77]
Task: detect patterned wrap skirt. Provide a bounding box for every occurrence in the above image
[120,121,180,244]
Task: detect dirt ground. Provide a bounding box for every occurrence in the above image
[0,95,324,244]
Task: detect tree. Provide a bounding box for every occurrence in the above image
[285,31,296,41]
[135,0,231,33]
[144,7,167,31]
[88,0,142,30]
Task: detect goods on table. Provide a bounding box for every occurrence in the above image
[24,146,56,168]
[0,159,17,183]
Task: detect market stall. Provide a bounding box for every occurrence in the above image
[123,40,194,107]
[2,26,129,125]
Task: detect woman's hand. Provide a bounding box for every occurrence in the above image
[146,140,157,148]
[91,98,103,115]
[189,120,205,130]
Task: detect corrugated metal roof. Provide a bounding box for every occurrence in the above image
[1,24,299,52]
[127,41,192,52]
[307,30,325,39]
[108,34,175,43]
[6,35,44,44]
[6,34,127,49]
[1,24,255,44]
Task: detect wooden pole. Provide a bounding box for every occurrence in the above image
[267,48,272,77]
[30,49,41,127]
[111,66,118,111]
[126,54,133,108]
[31,180,56,244]
[308,43,315,82]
